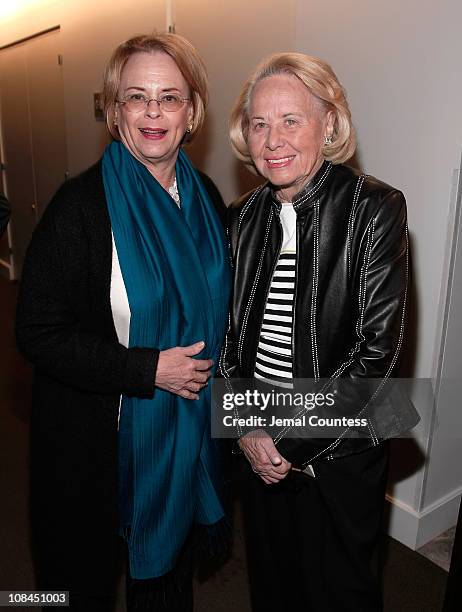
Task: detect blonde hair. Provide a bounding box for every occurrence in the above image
[103,33,208,142]
[230,52,356,170]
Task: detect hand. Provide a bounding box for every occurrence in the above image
[239,429,291,484]
[155,341,213,400]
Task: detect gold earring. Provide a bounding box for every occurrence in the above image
[186,123,193,133]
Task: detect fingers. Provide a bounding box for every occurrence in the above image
[182,341,206,357]
[192,359,214,373]
[184,381,205,393]
[260,437,286,467]
[255,434,291,473]
[155,344,214,399]
[177,388,199,401]
[260,470,288,483]
[190,370,210,384]
[260,475,280,485]
[253,466,289,484]
[181,342,214,372]
[167,380,205,400]
[240,430,292,484]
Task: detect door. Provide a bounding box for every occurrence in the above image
[0,28,68,278]
[0,43,35,279]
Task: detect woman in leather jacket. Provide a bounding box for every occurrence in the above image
[221,53,410,611]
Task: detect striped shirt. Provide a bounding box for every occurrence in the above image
[254,203,296,388]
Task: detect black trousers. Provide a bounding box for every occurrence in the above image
[238,443,389,612]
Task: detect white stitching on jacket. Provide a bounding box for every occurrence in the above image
[274,217,375,445]
[302,216,409,464]
[237,209,273,364]
[293,163,333,209]
[329,219,374,381]
[368,417,379,445]
[347,175,366,277]
[218,312,232,379]
[238,185,264,234]
[361,222,409,405]
[218,298,241,435]
[220,187,261,380]
[311,200,320,381]
[219,226,234,381]
[228,185,266,439]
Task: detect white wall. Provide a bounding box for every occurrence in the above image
[295,0,462,379]
[174,0,297,203]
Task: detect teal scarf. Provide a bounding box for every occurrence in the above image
[102,141,231,579]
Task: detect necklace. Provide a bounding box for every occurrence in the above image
[168,177,181,208]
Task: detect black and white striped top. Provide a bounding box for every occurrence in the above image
[254,204,296,388]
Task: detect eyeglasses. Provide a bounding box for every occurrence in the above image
[117,93,191,113]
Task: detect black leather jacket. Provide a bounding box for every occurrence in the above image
[219,161,412,466]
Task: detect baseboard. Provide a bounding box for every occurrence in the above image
[386,488,462,549]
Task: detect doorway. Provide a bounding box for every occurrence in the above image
[0,27,68,279]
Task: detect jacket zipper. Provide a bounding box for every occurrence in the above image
[252,212,283,376]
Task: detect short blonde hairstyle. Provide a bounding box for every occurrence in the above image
[103,33,208,143]
[230,52,356,170]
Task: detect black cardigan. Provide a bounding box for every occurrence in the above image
[15,160,226,598]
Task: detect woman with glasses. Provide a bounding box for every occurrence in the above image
[16,34,230,612]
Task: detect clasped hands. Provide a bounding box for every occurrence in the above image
[239,429,292,485]
[155,340,213,400]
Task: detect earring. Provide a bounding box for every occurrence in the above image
[324,135,333,145]
[186,123,193,134]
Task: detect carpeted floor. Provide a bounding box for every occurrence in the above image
[0,276,447,611]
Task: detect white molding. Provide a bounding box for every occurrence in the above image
[386,486,462,549]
